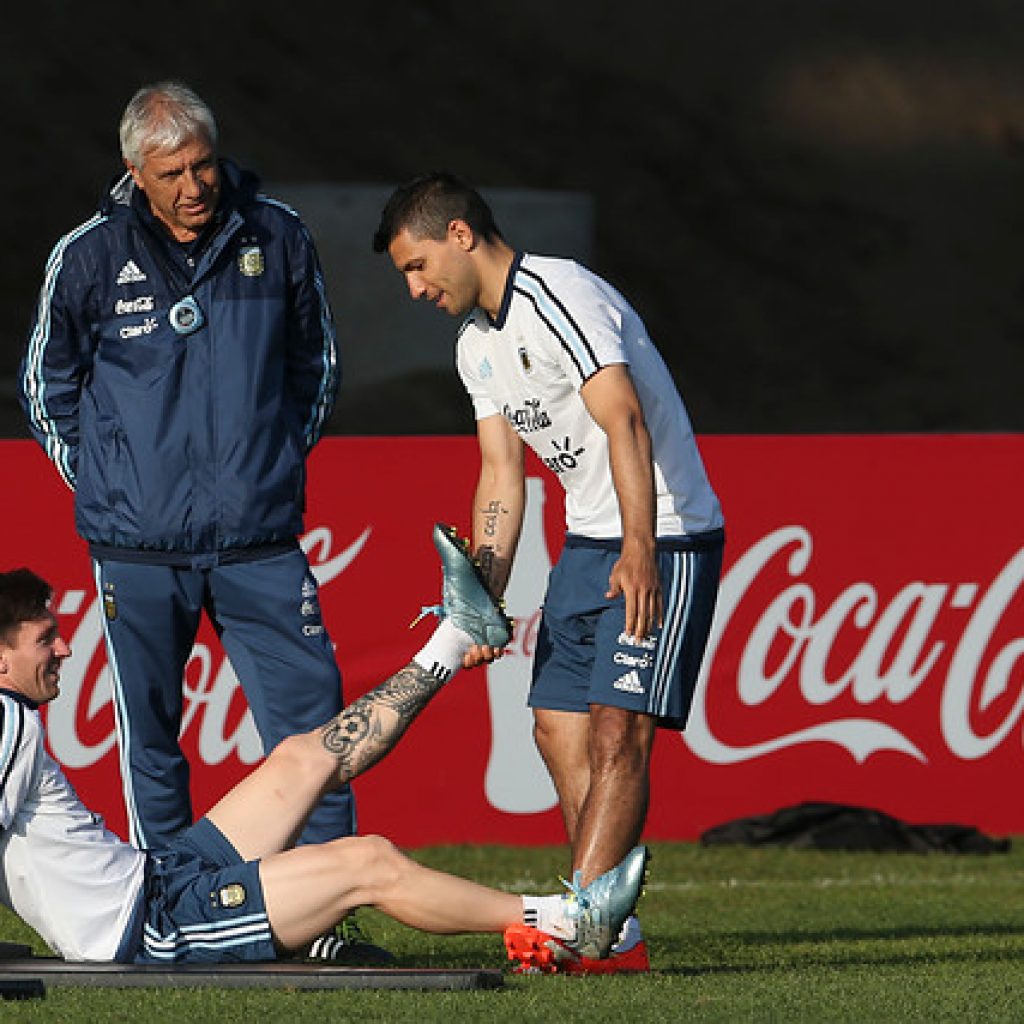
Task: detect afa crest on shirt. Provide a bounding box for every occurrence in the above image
[216,883,247,909]
[238,245,265,277]
[518,346,534,374]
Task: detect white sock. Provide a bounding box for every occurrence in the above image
[521,894,577,942]
[412,619,473,683]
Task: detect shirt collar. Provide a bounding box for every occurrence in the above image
[487,251,523,330]
[0,688,39,711]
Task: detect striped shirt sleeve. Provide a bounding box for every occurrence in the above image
[456,316,501,421]
[0,697,32,831]
[514,263,628,389]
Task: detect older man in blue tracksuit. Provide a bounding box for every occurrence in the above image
[17,84,359,945]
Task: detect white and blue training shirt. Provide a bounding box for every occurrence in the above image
[457,253,724,539]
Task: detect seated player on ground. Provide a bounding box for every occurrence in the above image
[0,526,646,970]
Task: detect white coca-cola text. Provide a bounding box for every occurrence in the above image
[46,527,372,769]
[686,526,1024,765]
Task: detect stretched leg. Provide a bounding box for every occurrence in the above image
[95,559,202,849]
[204,521,514,860]
[207,646,465,860]
[572,705,656,884]
[260,834,523,951]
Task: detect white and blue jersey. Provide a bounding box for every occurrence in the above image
[0,693,145,961]
[457,252,724,539]
[0,692,275,963]
[458,254,724,728]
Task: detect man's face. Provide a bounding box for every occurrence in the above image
[0,612,70,706]
[388,223,481,318]
[127,134,221,242]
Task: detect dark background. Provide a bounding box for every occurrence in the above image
[4,0,1023,436]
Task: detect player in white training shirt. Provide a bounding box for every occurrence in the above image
[375,173,725,974]
[0,564,645,967]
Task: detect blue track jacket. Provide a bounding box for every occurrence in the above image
[19,161,339,562]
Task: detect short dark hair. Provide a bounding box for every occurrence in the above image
[0,570,53,645]
[372,171,502,253]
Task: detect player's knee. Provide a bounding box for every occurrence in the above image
[532,710,562,751]
[589,708,654,774]
[266,731,325,784]
[330,834,405,895]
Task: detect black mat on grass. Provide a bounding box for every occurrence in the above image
[0,954,503,991]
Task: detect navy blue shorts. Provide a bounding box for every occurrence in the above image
[529,530,723,730]
[130,818,276,964]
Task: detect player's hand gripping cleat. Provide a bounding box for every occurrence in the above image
[412,524,513,648]
[564,845,650,960]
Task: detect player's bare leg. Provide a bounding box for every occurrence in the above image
[201,528,650,964]
[533,707,590,840]
[207,660,456,861]
[571,705,656,884]
[534,705,655,884]
[523,704,654,974]
[259,833,524,952]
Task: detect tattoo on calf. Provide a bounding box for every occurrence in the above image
[320,664,442,781]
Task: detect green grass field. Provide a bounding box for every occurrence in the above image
[3,840,1024,1022]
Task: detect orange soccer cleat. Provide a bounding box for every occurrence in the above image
[504,924,651,975]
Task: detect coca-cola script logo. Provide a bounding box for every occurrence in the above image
[686,526,1024,766]
[45,527,372,770]
[40,520,1024,822]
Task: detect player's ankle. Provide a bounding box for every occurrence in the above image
[412,619,473,683]
[522,893,577,942]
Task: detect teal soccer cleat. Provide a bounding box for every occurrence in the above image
[566,846,650,959]
[423,523,513,649]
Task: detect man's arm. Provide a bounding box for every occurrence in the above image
[465,414,526,665]
[580,364,663,640]
[285,222,340,451]
[472,414,526,597]
[18,241,92,490]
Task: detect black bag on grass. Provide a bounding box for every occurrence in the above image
[700,802,1010,854]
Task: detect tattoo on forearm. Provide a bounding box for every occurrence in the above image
[477,544,497,585]
[475,544,511,597]
[320,663,442,783]
[480,499,502,539]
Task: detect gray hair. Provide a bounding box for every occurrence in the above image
[119,81,218,167]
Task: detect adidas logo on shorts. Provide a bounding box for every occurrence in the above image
[116,260,147,285]
[612,670,645,695]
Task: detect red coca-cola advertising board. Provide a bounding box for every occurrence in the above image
[2,435,1022,845]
